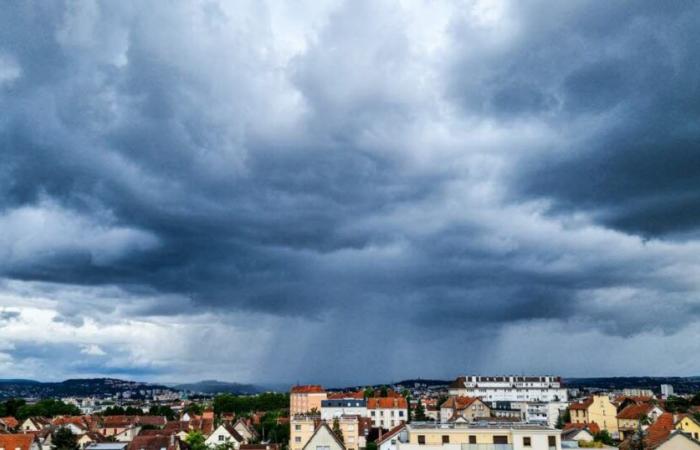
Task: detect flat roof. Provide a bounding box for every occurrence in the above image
[407,422,559,432]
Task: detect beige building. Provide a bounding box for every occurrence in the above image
[400,422,561,450]
[569,395,618,436]
[291,416,361,450]
[291,386,328,415]
[439,397,490,423]
[302,423,345,450]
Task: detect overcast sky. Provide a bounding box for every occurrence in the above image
[1,0,700,385]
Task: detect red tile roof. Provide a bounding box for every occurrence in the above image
[127,435,177,450]
[0,434,36,450]
[291,385,325,394]
[569,398,594,411]
[646,413,674,449]
[440,396,481,411]
[367,398,408,409]
[617,403,657,420]
[563,422,600,434]
[0,417,19,430]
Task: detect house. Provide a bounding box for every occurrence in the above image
[0,417,19,432]
[290,415,321,450]
[232,419,258,443]
[20,418,50,433]
[367,398,408,429]
[85,443,128,450]
[301,423,344,450]
[24,428,52,450]
[0,434,41,450]
[240,445,280,450]
[653,431,700,450]
[676,414,700,441]
[616,403,664,440]
[77,432,106,449]
[439,397,490,423]
[204,425,246,449]
[127,435,181,450]
[376,424,407,450]
[561,428,595,447]
[569,395,618,436]
[291,386,328,415]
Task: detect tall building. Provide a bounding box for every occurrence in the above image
[290,385,328,415]
[449,376,568,402]
[660,384,674,398]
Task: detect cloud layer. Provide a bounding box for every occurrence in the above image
[1,0,699,384]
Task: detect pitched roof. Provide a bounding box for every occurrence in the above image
[367,398,407,410]
[563,422,600,434]
[0,417,19,429]
[223,425,245,443]
[617,403,658,420]
[127,435,177,450]
[646,413,675,449]
[569,398,594,411]
[376,424,406,446]
[440,396,481,411]
[291,385,325,394]
[652,430,700,450]
[302,423,345,450]
[449,377,466,389]
[0,433,36,450]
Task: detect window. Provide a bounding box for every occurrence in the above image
[371,411,376,416]
[316,446,330,450]
[493,436,508,444]
[391,411,395,417]
[295,437,301,443]
[295,425,301,431]
[523,437,531,447]
[219,436,225,441]
[418,435,426,445]
[548,436,557,447]
[469,436,477,444]
[399,411,404,417]
[442,435,449,444]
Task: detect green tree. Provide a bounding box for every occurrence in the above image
[556,410,571,429]
[380,386,389,397]
[363,388,375,399]
[148,405,176,420]
[185,431,208,450]
[413,399,426,421]
[664,396,690,413]
[16,399,80,420]
[690,392,700,406]
[52,427,79,450]
[366,442,378,450]
[332,418,344,443]
[594,430,614,446]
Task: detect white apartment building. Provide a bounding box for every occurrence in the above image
[320,399,367,420]
[660,384,674,398]
[449,376,567,402]
[525,402,569,428]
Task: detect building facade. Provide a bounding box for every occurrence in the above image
[291,386,328,415]
[449,377,567,402]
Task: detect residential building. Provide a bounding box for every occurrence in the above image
[377,424,408,450]
[399,421,561,450]
[449,376,567,402]
[232,419,258,443]
[291,386,328,415]
[560,427,594,444]
[660,385,674,399]
[676,415,700,441]
[301,423,345,450]
[616,403,664,440]
[525,402,568,428]
[20,418,50,432]
[568,396,618,436]
[439,397,490,423]
[653,432,700,450]
[205,424,246,449]
[622,389,654,398]
[488,402,525,422]
[290,416,321,450]
[321,399,367,421]
[0,434,41,450]
[368,398,408,429]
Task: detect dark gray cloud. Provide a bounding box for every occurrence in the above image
[0,0,699,382]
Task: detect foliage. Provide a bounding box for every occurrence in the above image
[185,403,205,416]
[691,392,700,406]
[556,410,571,429]
[694,412,700,423]
[578,440,604,448]
[363,388,375,398]
[412,399,426,421]
[254,411,289,444]
[100,406,144,416]
[16,399,80,420]
[366,442,378,450]
[149,405,177,420]
[185,431,208,450]
[379,386,388,397]
[594,430,614,446]
[52,427,80,450]
[332,418,344,444]
[213,393,288,415]
[0,398,27,417]
[664,396,690,413]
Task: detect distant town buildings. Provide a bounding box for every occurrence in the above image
[448,376,568,402]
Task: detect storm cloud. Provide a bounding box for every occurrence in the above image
[1,0,699,384]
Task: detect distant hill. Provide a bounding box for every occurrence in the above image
[173,380,261,394]
[0,377,175,399]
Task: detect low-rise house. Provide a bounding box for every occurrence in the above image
[232,419,258,443]
[568,395,618,436]
[77,432,106,449]
[0,417,19,432]
[376,424,407,450]
[368,398,408,429]
[439,397,490,424]
[676,414,700,441]
[204,425,246,449]
[85,443,128,450]
[127,435,181,450]
[301,423,344,450]
[560,427,594,443]
[616,403,664,440]
[653,431,700,450]
[0,434,41,450]
[20,418,51,433]
[240,445,280,450]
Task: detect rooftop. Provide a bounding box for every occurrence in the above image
[407,421,559,431]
